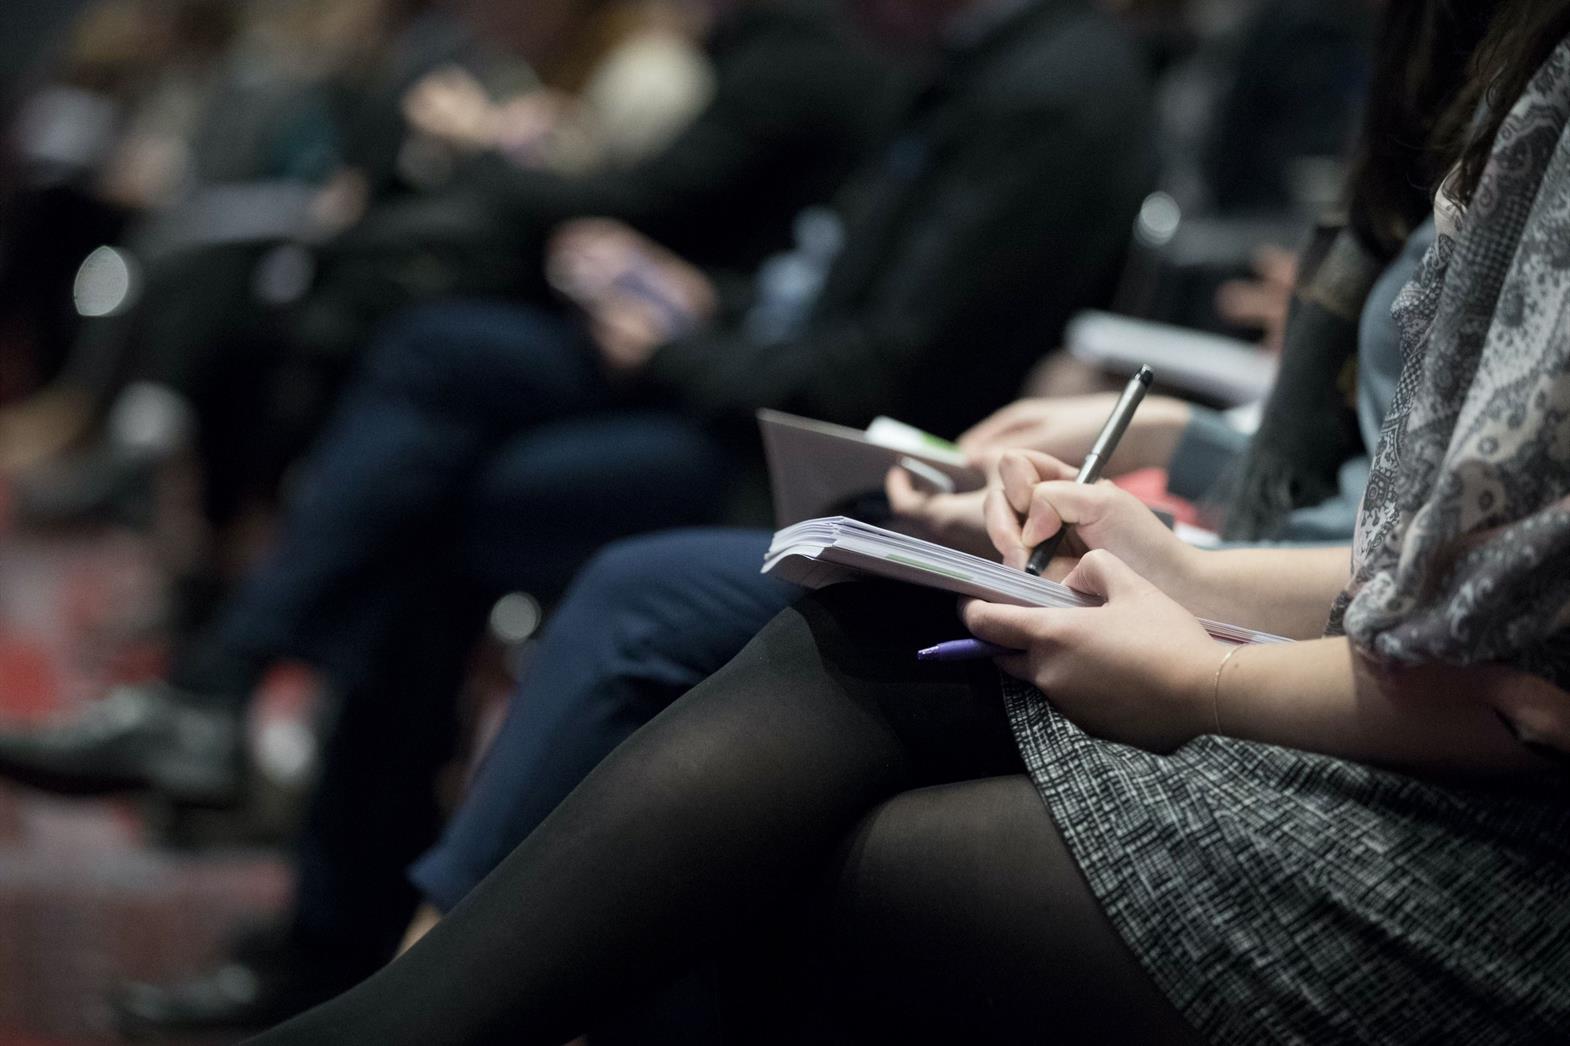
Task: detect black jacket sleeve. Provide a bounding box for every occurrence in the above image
[639,90,1153,437]
[459,12,890,270]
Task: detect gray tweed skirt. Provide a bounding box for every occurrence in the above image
[1001,678,1570,1045]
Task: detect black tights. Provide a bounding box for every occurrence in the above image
[247,585,1201,1045]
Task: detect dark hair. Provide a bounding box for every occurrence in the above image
[1441,0,1570,206]
[1344,0,1498,259]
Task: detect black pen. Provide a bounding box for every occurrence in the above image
[1024,365,1153,577]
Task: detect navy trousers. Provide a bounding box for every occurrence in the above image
[410,528,796,911]
[211,301,732,685]
[188,302,735,966]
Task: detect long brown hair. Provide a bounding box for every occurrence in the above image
[1441,0,1570,205]
[1343,0,1497,259]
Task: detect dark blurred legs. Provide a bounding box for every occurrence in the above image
[250,584,1200,1045]
[285,448,739,972]
[411,529,791,910]
[205,301,607,672]
[456,416,737,597]
[3,298,736,1031]
[284,568,484,973]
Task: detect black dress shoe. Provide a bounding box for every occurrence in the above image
[0,682,242,806]
[113,933,362,1038]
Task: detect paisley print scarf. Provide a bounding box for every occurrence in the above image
[1331,37,1570,692]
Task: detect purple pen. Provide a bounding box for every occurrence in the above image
[916,638,1020,662]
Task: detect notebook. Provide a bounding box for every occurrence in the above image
[758,409,985,527]
[763,516,1290,646]
[1065,310,1277,407]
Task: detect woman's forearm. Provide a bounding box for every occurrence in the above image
[1178,545,1351,639]
[1214,638,1554,779]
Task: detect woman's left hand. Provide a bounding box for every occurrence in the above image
[961,549,1222,752]
[884,466,996,559]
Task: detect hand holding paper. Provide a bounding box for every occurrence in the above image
[884,466,995,559]
[962,550,1222,752]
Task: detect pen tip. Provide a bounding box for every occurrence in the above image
[1136,366,1154,386]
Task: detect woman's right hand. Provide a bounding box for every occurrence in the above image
[985,449,1198,598]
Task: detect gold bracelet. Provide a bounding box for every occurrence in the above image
[1211,645,1245,735]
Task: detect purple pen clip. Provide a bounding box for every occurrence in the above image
[916,638,1019,662]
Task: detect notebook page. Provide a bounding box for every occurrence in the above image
[765,517,1290,646]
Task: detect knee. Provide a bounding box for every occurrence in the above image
[360,303,469,396]
[805,580,957,625]
[360,301,559,403]
[553,530,789,686]
[820,780,1045,1034]
[790,581,962,666]
[550,532,725,663]
[828,777,1051,948]
[569,531,719,612]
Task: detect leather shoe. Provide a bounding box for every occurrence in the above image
[0,682,242,806]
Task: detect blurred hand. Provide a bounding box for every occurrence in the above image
[961,550,1220,752]
[958,394,1189,473]
[549,219,718,371]
[984,449,1195,593]
[884,466,995,559]
[100,134,189,209]
[404,67,501,151]
[588,294,679,370]
[1216,245,1298,354]
[0,386,94,475]
[492,90,574,166]
[310,169,370,234]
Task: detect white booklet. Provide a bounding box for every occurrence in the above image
[758,409,985,528]
[763,516,1290,646]
[1066,310,1277,407]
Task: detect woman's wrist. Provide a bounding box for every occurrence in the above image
[1162,640,1234,742]
[1135,537,1211,617]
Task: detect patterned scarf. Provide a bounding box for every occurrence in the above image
[1331,37,1570,691]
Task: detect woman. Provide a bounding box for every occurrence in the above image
[251,1,1570,1042]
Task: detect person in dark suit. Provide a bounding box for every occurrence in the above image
[0,0,1157,1033]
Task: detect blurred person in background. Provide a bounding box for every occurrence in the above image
[406,0,719,175]
[1093,0,1376,349]
[0,0,882,633]
[0,0,492,486]
[1148,0,1375,218]
[0,0,240,410]
[0,0,1157,1035]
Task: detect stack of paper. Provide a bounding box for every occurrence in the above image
[764,517,1289,646]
